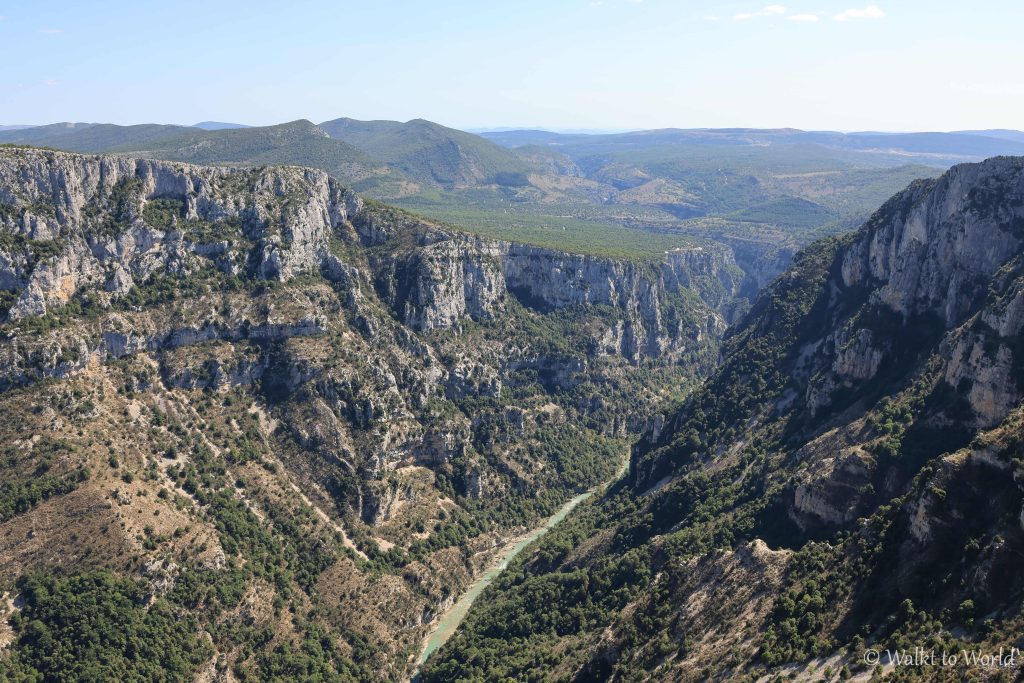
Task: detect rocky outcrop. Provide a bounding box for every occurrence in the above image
[0,150,364,323]
[10,239,104,318]
[367,229,744,359]
[502,245,658,357]
[944,332,1018,426]
[789,446,874,529]
[0,296,329,390]
[840,159,1024,326]
[373,235,506,331]
[662,245,743,311]
[796,158,1024,421]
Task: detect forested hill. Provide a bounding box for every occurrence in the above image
[318,117,533,188]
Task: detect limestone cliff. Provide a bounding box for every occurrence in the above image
[1,149,742,365]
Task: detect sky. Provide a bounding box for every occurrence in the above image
[1,0,1022,132]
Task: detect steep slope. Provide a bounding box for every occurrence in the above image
[319,117,533,189]
[424,156,1024,682]
[0,147,743,681]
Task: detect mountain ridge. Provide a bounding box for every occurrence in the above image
[318,117,533,188]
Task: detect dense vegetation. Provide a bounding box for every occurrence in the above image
[0,572,211,682]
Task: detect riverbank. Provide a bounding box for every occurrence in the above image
[410,453,631,679]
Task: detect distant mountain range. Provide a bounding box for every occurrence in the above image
[0,122,195,151]
[466,126,640,135]
[479,127,1024,159]
[5,120,1023,172]
[954,128,1024,143]
[0,118,528,193]
[191,121,252,130]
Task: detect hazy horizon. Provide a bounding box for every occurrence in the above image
[2,119,1021,136]
[3,0,1023,132]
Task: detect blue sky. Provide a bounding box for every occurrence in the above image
[1,1,1022,131]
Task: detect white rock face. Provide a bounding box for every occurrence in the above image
[841,158,1024,327]
[789,445,873,529]
[907,489,936,544]
[945,336,1018,426]
[365,222,742,359]
[0,148,363,320]
[792,484,848,525]
[799,157,1024,421]
[388,236,507,331]
[11,239,103,317]
[834,328,884,381]
[662,245,744,311]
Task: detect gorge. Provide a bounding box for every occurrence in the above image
[2,145,1023,682]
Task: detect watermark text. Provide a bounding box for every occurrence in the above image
[863,646,1020,669]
